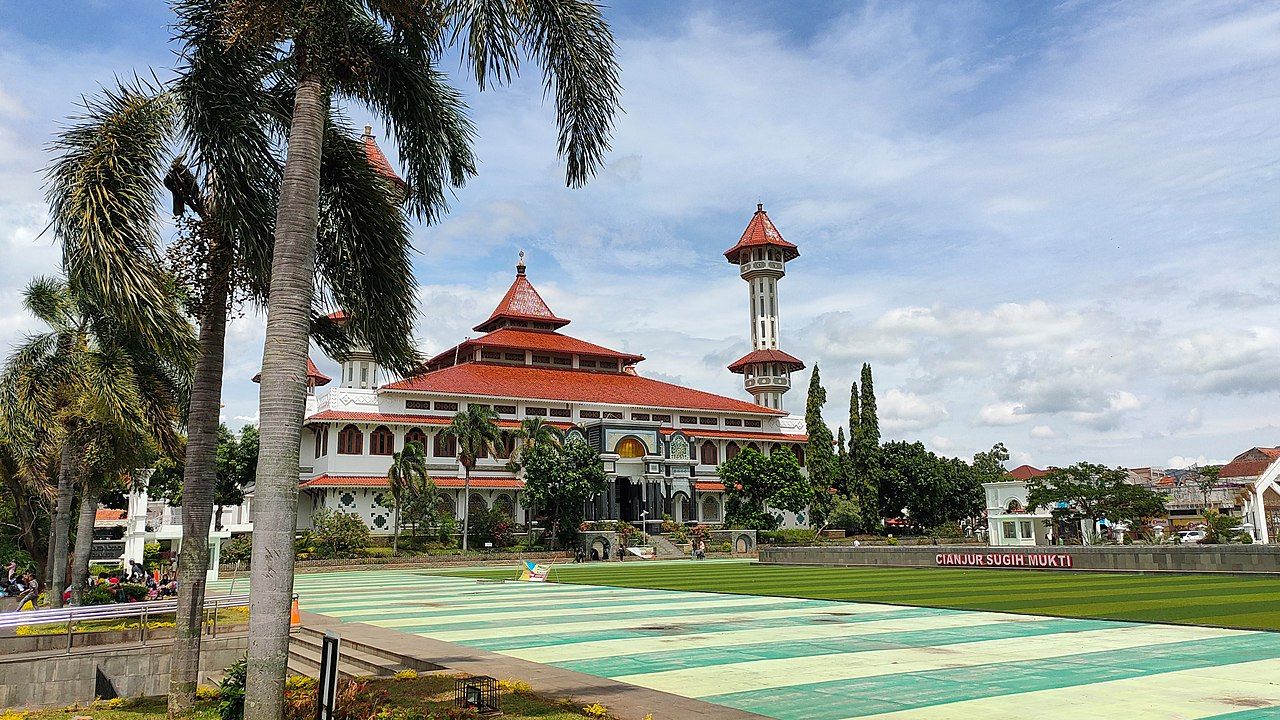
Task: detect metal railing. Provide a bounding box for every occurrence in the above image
[0,593,251,653]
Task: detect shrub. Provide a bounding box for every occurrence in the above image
[218,658,247,720]
[886,537,899,546]
[312,508,372,559]
[117,583,148,602]
[393,669,418,680]
[759,529,816,546]
[83,585,116,606]
[222,535,253,565]
[195,685,221,702]
[582,703,609,718]
[931,521,964,539]
[498,678,532,694]
[436,515,458,546]
[467,507,516,549]
[362,546,394,558]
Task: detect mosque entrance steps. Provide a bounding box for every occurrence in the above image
[647,534,686,559]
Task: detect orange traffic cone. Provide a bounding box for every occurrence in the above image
[290,595,301,627]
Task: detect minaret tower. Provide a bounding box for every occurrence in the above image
[724,204,805,410]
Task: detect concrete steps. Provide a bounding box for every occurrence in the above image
[287,626,417,680]
[649,535,687,559]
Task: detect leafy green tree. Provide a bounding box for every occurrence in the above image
[720,447,812,530]
[444,406,503,553]
[1202,509,1241,544]
[386,439,430,555]
[827,494,863,533]
[803,365,837,526]
[521,439,607,548]
[1194,465,1221,509]
[1025,463,1167,541]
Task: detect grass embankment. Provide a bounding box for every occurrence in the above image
[5,674,614,720]
[14,607,249,636]
[429,559,1280,631]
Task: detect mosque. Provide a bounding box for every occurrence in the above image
[288,202,811,535]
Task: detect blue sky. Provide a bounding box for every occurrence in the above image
[2,0,1280,470]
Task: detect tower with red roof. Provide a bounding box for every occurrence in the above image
[724,204,805,410]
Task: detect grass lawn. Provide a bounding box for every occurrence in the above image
[428,559,1280,631]
[6,675,604,720]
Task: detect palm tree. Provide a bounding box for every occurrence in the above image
[386,440,429,555]
[443,406,503,553]
[174,3,623,714]
[506,416,565,473]
[46,74,424,712]
[0,278,186,606]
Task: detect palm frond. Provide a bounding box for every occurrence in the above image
[21,276,75,332]
[313,121,421,375]
[334,16,478,221]
[444,0,521,90]
[517,0,621,186]
[44,79,197,365]
[174,0,284,301]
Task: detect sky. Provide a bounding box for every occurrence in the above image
[2,0,1279,471]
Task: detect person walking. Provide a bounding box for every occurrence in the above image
[14,573,39,611]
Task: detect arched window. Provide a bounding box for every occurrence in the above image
[370,426,395,456]
[701,495,721,523]
[433,432,457,458]
[404,427,427,451]
[794,444,805,467]
[747,442,761,454]
[437,493,456,518]
[468,493,488,515]
[725,442,740,462]
[313,426,329,459]
[494,494,515,517]
[700,441,718,466]
[1007,499,1024,514]
[337,424,363,455]
[616,437,645,458]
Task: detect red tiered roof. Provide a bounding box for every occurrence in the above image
[362,127,407,191]
[382,362,783,415]
[726,348,806,374]
[426,327,643,371]
[306,410,572,431]
[723,204,799,263]
[473,263,570,333]
[253,357,331,387]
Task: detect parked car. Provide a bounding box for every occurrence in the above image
[1177,530,1207,543]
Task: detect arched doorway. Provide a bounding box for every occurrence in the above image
[701,495,721,523]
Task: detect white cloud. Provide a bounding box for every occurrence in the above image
[1030,425,1059,440]
[978,403,1027,427]
[880,388,948,432]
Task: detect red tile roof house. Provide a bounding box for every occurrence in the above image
[255,206,811,538]
[1219,447,1280,542]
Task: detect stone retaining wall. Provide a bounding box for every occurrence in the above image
[759,544,1280,574]
[0,633,248,708]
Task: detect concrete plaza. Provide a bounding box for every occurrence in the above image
[224,566,1280,719]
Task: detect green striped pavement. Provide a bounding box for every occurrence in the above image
[215,566,1280,719]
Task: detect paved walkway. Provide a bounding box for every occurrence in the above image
[223,569,1280,719]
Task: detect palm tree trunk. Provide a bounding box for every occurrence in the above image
[167,252,230,718]
[245,74,327,720]
[461,468,471,553]
[49,441,78,608]
[69,481,102,605]
[392,507,399,555]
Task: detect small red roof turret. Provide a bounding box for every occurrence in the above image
[254,357,331,387]
[723,203,799,263]
[362,125,407,193]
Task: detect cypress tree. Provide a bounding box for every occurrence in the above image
[856,363,881,529]
[835,426,850,495]
[804,365,837,525]
[859,363,879,445]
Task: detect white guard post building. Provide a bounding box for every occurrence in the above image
[286,204,811,535]
[984,465,1055,546]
